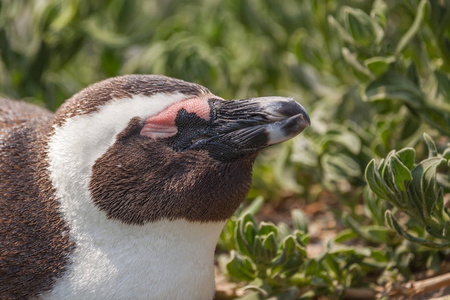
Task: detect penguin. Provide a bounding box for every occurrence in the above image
[0,75,310,300]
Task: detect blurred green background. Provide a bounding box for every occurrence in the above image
[1,0,449,298]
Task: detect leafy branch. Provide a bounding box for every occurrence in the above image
[365,133,450,248]
[224,208,309,298]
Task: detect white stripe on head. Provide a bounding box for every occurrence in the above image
[50,93,188,170]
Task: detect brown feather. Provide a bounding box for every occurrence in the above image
[0,99,74,299]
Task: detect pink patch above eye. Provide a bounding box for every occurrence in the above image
[140,96,213,139]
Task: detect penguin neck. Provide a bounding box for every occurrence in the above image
[46,143,225,298]
[45,206,224,299]
[45,100,226,299]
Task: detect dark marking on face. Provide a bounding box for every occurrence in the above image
[166,108,210,151]
[90,118,257,225]
[0,100,74,299]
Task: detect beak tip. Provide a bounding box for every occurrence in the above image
[265,112,310,146]
[292,100,310,126]
[302,111,311,127]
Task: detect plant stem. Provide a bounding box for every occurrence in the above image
[402,272,450,297]
[343,272,450,299]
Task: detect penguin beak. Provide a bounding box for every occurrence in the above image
[187,97,310,161]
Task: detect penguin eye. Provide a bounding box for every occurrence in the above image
[140,97,211,140]
[140,119,178,139]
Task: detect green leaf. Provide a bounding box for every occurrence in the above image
[420,158,446,221]
[370,0,387,27]
[395,0,429,54]
[364,56,395,76]
[82,19,130,47]
[303,259,320,277]
[423,133,438,158]
[341,47,373,79]
[327,15,355,45]
[244,278,271,295]
[322,153,361,182]
[334,229,357,243]
[410,157,446,222]
[226,251,256,281]
[420,107,450,135]
[365,226,389,243]
[434,70,450,100]
[380,152,403,201]
[245,223,258,251]
[252,235,267,265]
[282,236,296,255]
[321,127,362,155]
[395,148,416,170]
[364,186,386,225]
[294,231,308,248]
[344,214,387,244]
[370,249,388,262]
[426,252,441,271]
[235,214,258,258]
[324,254,340,278]
[443,146,450,161]
[364,72,424,108]
[241,196,265,216]
[236,291,263,300]
[341,6,384,46]
[385,211,450,249]
[291,209,308,233]
[269,287,300,300]
[259,222,278,238]
[365,159,390,200]
[389,155,412,192]
[242,279,271,297]
[272,235,306,277]
[262,232,278,260]
[49,0,78,32]
[218,216,237,251]
[100,49,121,77]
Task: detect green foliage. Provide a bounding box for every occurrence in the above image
[221,202,309,298]
[366,134,450,248]
[230,214,308,277]
[220,200,404,299]
[250,0,450,198]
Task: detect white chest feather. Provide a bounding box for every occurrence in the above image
[43,218,224,300]
[44,94,225,299]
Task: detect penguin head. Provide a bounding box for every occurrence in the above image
[49,75,310,225]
